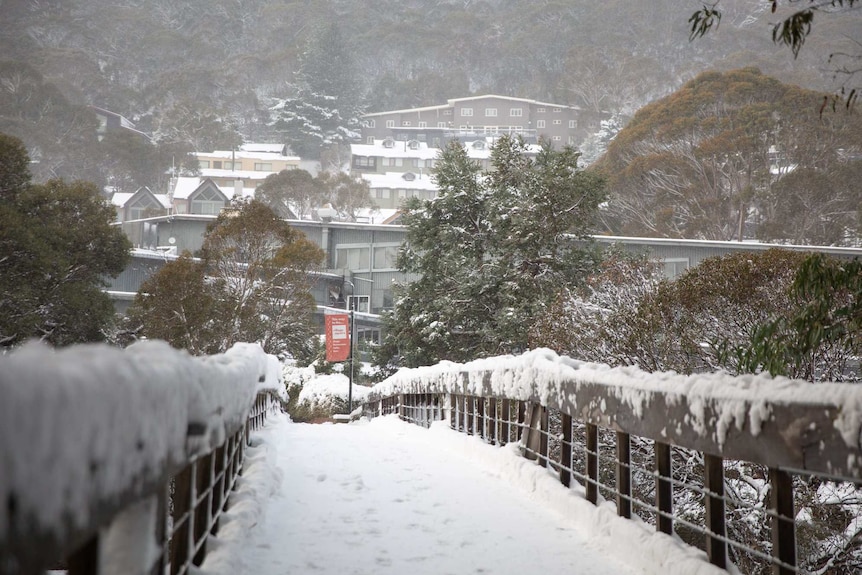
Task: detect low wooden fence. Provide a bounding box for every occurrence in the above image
[363,350,862,574]
[0,340,282,575]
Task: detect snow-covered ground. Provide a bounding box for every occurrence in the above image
[200,413,724,575]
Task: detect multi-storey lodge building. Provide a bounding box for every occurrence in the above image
[360,95,598,149]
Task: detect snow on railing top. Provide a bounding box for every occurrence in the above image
[368,348,862,481]
[0,340,280,543]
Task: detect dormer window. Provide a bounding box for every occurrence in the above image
[471,140,486,150]
[407,140,420,150]
[402,172,417,181]
[382,137,395,148]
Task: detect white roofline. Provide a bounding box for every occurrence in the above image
[362,94,580,119]
[363,104,450,117]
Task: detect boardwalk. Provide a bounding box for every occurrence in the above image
[229,415,643,575]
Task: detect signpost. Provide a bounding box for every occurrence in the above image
[325,314,350,362]
[325,311,355,413]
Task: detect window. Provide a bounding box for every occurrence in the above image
[129,195,162,220]
[537,107,546,113]
[386,120,395,128]
[198,160,210,169]
[553,107,561,113]
[662,258,690,279]
[402,121,411,126]
[553,119,561,125]
[461,107,473,117]
[510,108,523,117]
[443,109,452,116]
[367,136,374,144]
[407,140,420,150]
[536,120,546,128]
[191,187,224,215]
[223,161,239,170]
[418,121,427,128]
[485,108,497,117]
[373,244,400,270]
[254,162,272,171]
[335,245,371,270]
[569,120,576,129]
[213,161,222,169]
[348,295,370,313]
[552,136,561,141]
[375,188,391,199]
[366,119,376,128]
[438,122,447,128]
[382,138,395,148]
[352,156,376,169]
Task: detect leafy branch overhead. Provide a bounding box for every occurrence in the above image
[689,0,860,108]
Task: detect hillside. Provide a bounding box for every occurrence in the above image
[0,0,859,183]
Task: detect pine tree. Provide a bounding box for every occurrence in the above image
[272,24,364,158]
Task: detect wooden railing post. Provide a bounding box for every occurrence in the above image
[538,406,549,468]
[769,468,797,575]
[488,397,498,445]
[586,423,598,504]
[560,413,573,487]
[500,398,511,444]
[617,432,631,519]
[476,397,486,439]
[655,442,673,535]
[704,454,727,568]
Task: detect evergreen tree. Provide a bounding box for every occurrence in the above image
[375,137,605,371]
[0,134,131,347]
[271,24,364,158]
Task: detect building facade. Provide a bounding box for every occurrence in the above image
[360,95,599,149]
[194,143,300,189]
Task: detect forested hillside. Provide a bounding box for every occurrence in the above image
[2,1,857,148]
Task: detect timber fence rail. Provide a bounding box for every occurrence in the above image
[362,349,862,574]
[0,340,283,575]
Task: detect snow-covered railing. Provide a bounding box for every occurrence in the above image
[0,340,283,575]
[363,349,862,574]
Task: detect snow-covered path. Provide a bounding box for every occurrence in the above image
[210,414,646,575]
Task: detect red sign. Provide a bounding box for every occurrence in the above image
[325,314,351,362]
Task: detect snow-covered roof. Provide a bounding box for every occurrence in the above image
[361,94,580,118]
[239,143,288,154]
[447,94,577,110]
[351,140,440,160]
[172,177,205,200]
[353,207,401,225]
[200,168,274,181]
[196,150,300,162]
[171,177,256,201]
[362,104,450,117]
[360,172,438,191]
[110,188,171,209]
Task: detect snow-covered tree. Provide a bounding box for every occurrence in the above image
[271,24,364,159]
[375,137,605,370]
[0,135,131,347]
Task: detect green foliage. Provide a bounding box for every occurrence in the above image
[129,200,325,357]
[0,135,131,347]
[727,254,862,381]
[377,137,605,369]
